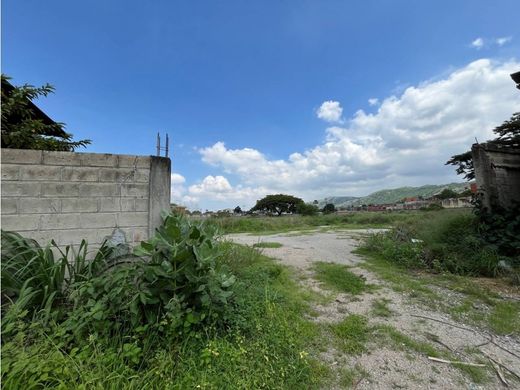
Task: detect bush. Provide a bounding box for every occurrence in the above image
[363,211,507,277]
[1,220,321,389]
[1,231,115,331]
[322,203,336,214]
[296,203,319,216]
[65,214,236,341]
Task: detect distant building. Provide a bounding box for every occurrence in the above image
[441,197,472,208]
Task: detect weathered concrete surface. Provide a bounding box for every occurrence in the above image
[472,142,520,211]
[1,149,171,250]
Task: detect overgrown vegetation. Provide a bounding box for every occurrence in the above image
[312,262,374,295]
[362,209,519,278]
[357,248,520,335]
[1,215,325,389]
[252,241,283,248]
[210,211,420,234]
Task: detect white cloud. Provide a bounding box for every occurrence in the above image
[496,36,512,46]
[187,175,267,207]
[471,37,484,49]
[170,173,187,204]
[196,58,520,208]
[316,100,343,122]
[368,98,379,106]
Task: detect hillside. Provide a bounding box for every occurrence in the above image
[317,182,473,208]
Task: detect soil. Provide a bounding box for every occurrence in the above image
[227,229,520,390]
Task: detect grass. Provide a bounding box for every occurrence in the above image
[312,262,374,295]
[252,241,283,248]
[330,315,370,355]
[488,301,520,334]
[1,242,329,389]
[355,248,440,303]
[356,247,520,336]
[327,314,490,384]
[371,298,393,317]
[208,211,423,235]
[338,365,369,388]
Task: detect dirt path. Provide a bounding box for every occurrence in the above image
[227,230,520,390]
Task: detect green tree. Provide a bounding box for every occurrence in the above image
[295,203,318,216]
[322,203,336,214]
[234,206,242,214]
[436,189,458,199]
[1,75,90,151]
[251,194,304,216]
[446,112,520,180]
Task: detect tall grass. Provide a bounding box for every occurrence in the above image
[207,211,422,234]
[362,209,510,277]
[1,231,115,330]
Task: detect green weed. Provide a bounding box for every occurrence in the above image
[371,298,393,317]
[488,301,520,334]
[330,315,370,354]
[312,262,374,295]
[252,241,283,248]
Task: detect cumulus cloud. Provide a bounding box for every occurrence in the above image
[496,36,512,46]
[170,173,187,203]
[187,175,267,205]
[368,98,379,106]
[196,59,520,207]
[316,100,343,122]
[471,37,484,49]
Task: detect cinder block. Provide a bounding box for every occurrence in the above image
[1,214,39,231]
[61,198,98,213]
[20,198,61,214]
[135,199,149,211]
[1,164,20,180]
[118,155,151,169]
[1,198,18,214]
[99,168,136,183]
[121,198,135,212]
[121,183,148,198]
[2,149,42,164]
[43,150,81,166]
[41,183,80,197]
[62,167,99,182]
[40,213,81,230]
[117,212,148,227]
[134,169,150,183]
[2,182,41,197]
[34,228,114,246]
[121,227,149,243]
[79,183,120,197]
[81,153,118,167]
[80,213,117,229]
[99,197,122,212]
[20,165,62,181]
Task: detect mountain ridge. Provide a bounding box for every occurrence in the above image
[316,182,473,208]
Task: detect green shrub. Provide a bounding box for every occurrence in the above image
[363,211,506,277]
[1,236,322,389]
[296,203,319,216]
[65,214,236,341]
[1,231,115,332]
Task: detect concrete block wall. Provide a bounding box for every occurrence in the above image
[472,143,520,211]
[1,149,171,250]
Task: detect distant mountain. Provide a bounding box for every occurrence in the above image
[317,182,473,208]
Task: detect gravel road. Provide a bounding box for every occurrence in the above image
[227,229,520,390]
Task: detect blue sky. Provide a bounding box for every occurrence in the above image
[3,1,520,210]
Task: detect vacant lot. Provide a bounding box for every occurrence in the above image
[228,229,520,389]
